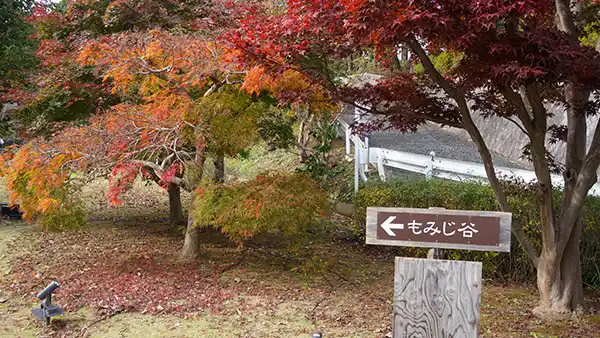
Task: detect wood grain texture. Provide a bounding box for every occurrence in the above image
[366,207,512,252]
[393,257,482,338]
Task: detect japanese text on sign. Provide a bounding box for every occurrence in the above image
[376,212,501,246]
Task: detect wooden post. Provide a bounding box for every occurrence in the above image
[345,127,351,156]
[393,257,482,338]
[428,207,445,260]
[354,137,360,193]
[365,206,510,337]
[377,153,387,182]
[427,248,445,259]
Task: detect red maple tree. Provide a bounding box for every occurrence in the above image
[230,0,600,316]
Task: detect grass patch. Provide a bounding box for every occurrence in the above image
[226,144,300,181]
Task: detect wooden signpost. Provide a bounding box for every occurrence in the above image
[366,207,512,338]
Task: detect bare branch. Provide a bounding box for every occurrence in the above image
[160,153,177,170]
[554,110,600,256]
[407,36,461,100]
[505,117,529,136]
[499,85,534,133]
[130,159,192,191]
[204,83,219,97]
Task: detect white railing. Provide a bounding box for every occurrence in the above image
[337,118,600,196]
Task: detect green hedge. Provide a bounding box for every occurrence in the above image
[353,179,600,286]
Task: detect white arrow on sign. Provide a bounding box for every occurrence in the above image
[381,216,405,236]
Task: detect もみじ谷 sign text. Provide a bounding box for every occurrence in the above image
[366,207,511,252]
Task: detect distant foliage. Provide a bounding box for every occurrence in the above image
[257,107,296,150]
[296,114,343,188]
[580,22,600,49]
[413,51,463,75]
[0,0,38,88]
[354,179,600,285]
[328,49,385,78]
[578,0,600,48]
[241,66,339,114]
[4,1,114,138]
[192,172,330,244]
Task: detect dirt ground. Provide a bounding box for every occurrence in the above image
[1,217,600,338]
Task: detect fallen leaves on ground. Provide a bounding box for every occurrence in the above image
[2,219,600,337]
[4,223,236,315]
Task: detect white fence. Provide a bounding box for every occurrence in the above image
[338,118,600,196]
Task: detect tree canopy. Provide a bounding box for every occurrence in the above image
[0,0,332,260]
[229,0,600,316]
[0,0,37,90]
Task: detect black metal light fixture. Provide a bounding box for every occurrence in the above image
[32,281,64,325]
[0,202,23,220]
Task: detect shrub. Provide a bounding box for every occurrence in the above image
[353,179,600,286]
[296,113,344,189]
[192,172,331,244]
[37,201,86,231]
[35,186,86,231]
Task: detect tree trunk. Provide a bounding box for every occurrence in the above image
[409,35,542,266]
[213,154,225,183]
[180,152,206,262]
[559,219,584,311]
[180,210,201,262]
[408,28,596,319]
[398,46,411,73]
[297,113,313,163]
[168,182,184,225]
[535,218,584,317]
[391,48,402,71]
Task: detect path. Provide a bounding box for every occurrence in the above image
[0,222,40,338]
